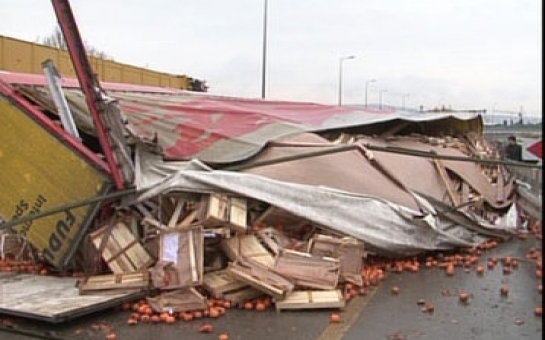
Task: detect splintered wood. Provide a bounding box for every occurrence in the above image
[89,221,153,274]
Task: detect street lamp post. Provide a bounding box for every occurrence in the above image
[364,79,376,108]
[261,0,268,99]
[379,89,387,110]
[338,55,355,106]
[401,93,410,110]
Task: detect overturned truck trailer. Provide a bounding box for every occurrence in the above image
[0,69,527,261]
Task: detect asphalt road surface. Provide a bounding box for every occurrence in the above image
[0,230,542,340]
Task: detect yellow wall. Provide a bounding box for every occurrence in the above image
[0,35,190,90]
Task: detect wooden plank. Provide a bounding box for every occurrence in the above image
[176,209,199,228]
[276,290,345,311]
[167,199,185,228]
[188,230,198,282]
[252,205,276,226]
[433,159,460,206]
[496,165,505,203]
[142,216,169,231]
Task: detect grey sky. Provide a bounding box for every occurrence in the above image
[1,0,542,116]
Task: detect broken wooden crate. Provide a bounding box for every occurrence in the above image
[89,220,154,274]
[255,227,294,255]
[273,249,340,290]
[227,256,295,299]
[221,234,275,268]
[308,234,365,286]
[202,269,264,304]
[146,287,208,313]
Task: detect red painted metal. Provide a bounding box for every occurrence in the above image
[50,0,125,189]
[526,139,542,159]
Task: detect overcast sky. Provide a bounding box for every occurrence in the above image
[1,0,542,116]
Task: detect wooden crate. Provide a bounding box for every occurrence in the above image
[200,194,247,232]
[89,221,154,274]
[78,271,150,295]
[221,234,275,268]
[151,226,204,289]
[276,290,345,311]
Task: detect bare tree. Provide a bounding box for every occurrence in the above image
[41,27,67,50]
[39,27,113,60]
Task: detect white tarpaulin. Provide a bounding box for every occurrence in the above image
[132,147,513,257]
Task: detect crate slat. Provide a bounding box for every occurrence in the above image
[276,290,345,311]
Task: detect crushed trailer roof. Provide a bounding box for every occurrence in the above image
[0,71,483,164]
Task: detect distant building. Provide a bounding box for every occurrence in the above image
[483,112,542,125]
